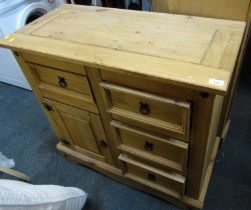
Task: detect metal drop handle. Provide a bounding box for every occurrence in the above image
[100,140,108,149]
[144,141,154,151]
[148,173,156,181]
[58,76,67,88]
[139,102,150,115]
[62,139,70,146]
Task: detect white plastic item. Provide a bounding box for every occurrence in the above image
[0,152,15,169]
[0,0,62,90]
[0,180,87,210]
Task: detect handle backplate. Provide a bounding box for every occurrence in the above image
[139,102,150,115]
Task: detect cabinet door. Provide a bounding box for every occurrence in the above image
[43,99,114,165]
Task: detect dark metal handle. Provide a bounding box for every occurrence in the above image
[42,102,53,111]
[58,76,67,88]
[139,102,150,115]
[148,173,156,182]
[144,141,154,151]
[62,139,70,146]
[100,140,108,149]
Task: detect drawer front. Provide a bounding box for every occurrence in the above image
[100,82,191,141]
[119,154,185,198]
[112,121,188,174]
[31,64,90,94]
[101,70,194,100]
[22,52,86,75]
[30,63,98,113]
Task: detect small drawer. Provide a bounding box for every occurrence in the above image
[119,154,185,198]
[101,70,194,100]
[30,63,98,113]
[22,52,86,75]
[111,121,188,175]
[100,82,191,141]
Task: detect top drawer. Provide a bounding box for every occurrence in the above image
[22,52,86,75]
[101,70,193,101]
[27,63,98,113]
[30,64,89,95]
[100,82,191,141]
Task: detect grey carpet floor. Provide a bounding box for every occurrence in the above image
[0,69,250,210]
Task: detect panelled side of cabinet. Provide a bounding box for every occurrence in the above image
[185,93,223,200]
[185,92,215,198]
[217,2,251,143]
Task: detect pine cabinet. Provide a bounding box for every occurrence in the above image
[0,4,245,209]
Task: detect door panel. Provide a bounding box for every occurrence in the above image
[43,98,114,164]
[60,112,101,154]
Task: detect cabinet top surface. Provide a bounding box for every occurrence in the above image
[0,4,245,95]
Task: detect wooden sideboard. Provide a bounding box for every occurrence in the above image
[0,4,245,209]
[151,0,251,21]
[151,0,251,146]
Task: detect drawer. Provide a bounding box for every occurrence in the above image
[100,82,191,141]
[30,63,98,113]
[22,52,86,75]
[119,154,185,198]
[101,70,194,100]
[111,121,188,175]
